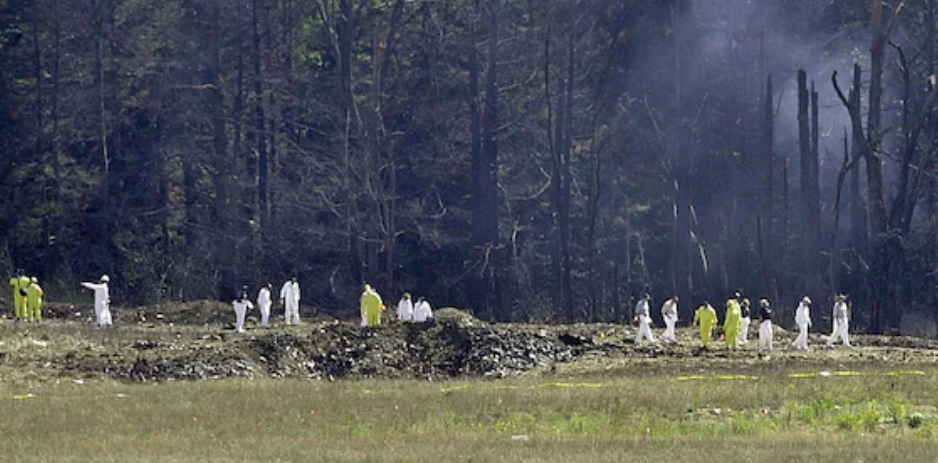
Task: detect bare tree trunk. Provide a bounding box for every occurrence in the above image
[468,0,500,318]
[560,24,574,320]
[669,2,694,321]
[759,75,776,300]
[587,122,602,321]
[472,0,499,248]
[797,70,811,288]
[544,21,558,315]
[867,0,887,244]
[209,1,233,299]
[231,0,246,288]
[809,81,821,291]
[867,0,889,333]
[95,1,111,263]
[252,0,268,229]
[830,0,902,333]
[375,0,406,292]
[549,16,574,321]
[264,0,276,228]
[277,0,297,226]
[32,2,43,163]
[51,0,62,212]
[335,0,362,284]
[469,0,483,247]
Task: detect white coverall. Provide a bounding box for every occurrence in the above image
[81,278,111,327]
[257,286,272,328]
[759,320,773,352]
[739,303,751,345]
[232,297,253,333]
[280,280,301,325]
[660,298,678,343]
[413,299,433,322]
[634,298,656,345]
[826,299,851,348]
[397,295,414,321]
[791,299,812,350]
[758,300,774,352]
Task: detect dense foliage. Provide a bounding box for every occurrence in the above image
[1,0,936,330]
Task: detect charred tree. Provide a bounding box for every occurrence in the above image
[468,0,501,318]
[759,75,777,301]
[797,70,820,292]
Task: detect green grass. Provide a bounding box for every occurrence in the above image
[2,367,937,462]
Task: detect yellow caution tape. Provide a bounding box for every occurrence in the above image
[677,374,756,381]
[440,382,603,393]
[713,374,758,380]
[787,370,928,379]
[537,382,603,389]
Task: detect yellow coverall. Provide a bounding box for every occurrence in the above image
[26,279,43,322]
[360,285,383,327]
[724,298,742,349]
[693,304,718,347]
[10,275,30,320]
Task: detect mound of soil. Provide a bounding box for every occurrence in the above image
[3,301,938,384]
[119,320,587,382]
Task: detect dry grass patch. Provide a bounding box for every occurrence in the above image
[1,366,937,462]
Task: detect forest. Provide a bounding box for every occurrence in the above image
[1,0,936,332]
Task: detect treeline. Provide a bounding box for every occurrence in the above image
[1,0,937,331]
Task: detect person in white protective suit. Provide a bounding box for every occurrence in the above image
[413,296,433,322]
[738,298,752,345]
[790,296,812,350]
[397,292,414,322]
[826,294,851,348]
[633,294,656,346]
[660,295,679,344]
[758,298,774,352]
[280,277,301,325]
[232,288,253,333]
[81,275,112,327]
[257,283,272,328]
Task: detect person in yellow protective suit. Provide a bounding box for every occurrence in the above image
[26,277,43,322]
[693,301,718,348]
[724,293,742,349]
[10,270,30,321]
[360,284,383,327]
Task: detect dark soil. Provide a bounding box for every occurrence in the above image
[2,302,937,384]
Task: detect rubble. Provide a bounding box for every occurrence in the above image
[3,301,938,384]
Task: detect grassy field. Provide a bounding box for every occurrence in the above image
[2,366,937,462]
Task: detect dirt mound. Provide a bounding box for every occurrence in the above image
[41,302,84,320]
[432,307,485,326]
[114,320,584,382]
[31,300,232,326]
[121,300,232,325]
[4,301,938,384]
